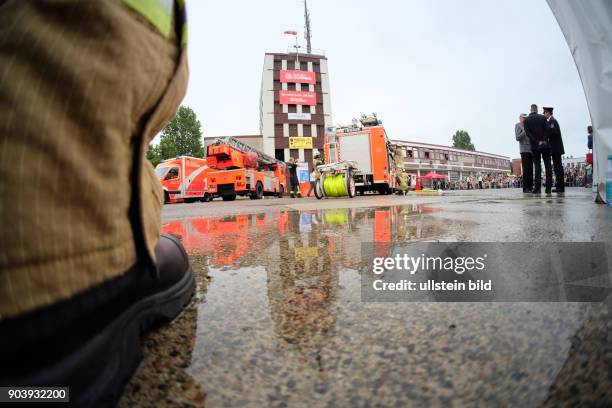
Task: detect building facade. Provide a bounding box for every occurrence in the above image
[259,52,333,170]
[393,140,511,181]
[512,158,522,175]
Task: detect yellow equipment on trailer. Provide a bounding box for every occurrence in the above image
[314,161,358,199]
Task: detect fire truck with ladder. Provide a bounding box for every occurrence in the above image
[206,137,286,201]
[322,114,398,196]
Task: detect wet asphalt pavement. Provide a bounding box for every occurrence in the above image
[120,188,612,407]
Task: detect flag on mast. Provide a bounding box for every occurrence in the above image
[284,30,298,36]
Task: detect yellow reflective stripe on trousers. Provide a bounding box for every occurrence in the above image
[124,0,173,38]
[181,23,188,47]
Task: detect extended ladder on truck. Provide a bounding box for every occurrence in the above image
[206,137,287,201]
[210,136,283,167]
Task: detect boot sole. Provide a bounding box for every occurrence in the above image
[12,266,196,407]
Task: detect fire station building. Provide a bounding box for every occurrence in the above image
[259,51,333,169]
[393,140,511,181]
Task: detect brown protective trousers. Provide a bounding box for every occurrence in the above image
[0,0,188,318]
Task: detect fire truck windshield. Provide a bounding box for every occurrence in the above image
[155,166,169,178]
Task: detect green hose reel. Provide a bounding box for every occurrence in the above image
[323,173,349,197]
[315,167,356,199]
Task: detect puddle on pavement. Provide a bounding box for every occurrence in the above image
[120,204,607,407]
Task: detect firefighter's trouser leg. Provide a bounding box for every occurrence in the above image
[0,0,188,318]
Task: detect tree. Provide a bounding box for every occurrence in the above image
[146,143,162,167]
[452,130,475,151]
[158,106,204,159]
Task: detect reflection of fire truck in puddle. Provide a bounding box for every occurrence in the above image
[161,205,441,267]
[162,216,250,265]
[161,212,289,266]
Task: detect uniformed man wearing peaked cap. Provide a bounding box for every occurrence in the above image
[524,104,553,194]
[0,0,193,403]
[543,107,566,193]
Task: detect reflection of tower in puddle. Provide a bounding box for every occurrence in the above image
[266,210,339,370]
[264,205,444,358]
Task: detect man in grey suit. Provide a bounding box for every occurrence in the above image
[515,113,532,192]
[543,107,565,193]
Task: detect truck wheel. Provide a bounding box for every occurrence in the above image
[222,194,236,201]
[314,178,324,200]
[164,191,170,204]
[250,182,264,200]
[277,184,284,198]
[201,194,212,202]
[346,170,356,198]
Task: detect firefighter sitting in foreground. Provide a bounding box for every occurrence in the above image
[0,1,194,406]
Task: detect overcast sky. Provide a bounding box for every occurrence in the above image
[178,0,591,158]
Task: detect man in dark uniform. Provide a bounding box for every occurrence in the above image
[543,107,566,193]
[523,104,552,194]
[287,158,300,198]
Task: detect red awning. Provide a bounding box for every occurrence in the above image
[418,171,447,179]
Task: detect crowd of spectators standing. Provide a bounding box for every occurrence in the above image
[428,174,518,190]
[563,165,590,187]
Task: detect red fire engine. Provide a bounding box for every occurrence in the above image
[155,156,211,204]
[324,114,398,195]
[206,137,286,201]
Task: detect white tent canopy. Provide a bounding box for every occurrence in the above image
[547,0,612,203]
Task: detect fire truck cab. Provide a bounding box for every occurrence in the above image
[324,114,397,195]
[206,137,286,201]
[155,156,211,204]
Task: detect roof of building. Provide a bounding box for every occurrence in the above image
[392,139,510,160]
[265,51,327,59]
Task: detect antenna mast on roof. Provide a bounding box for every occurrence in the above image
[304,0,312,54]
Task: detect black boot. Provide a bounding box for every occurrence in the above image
[0,234,195,407]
